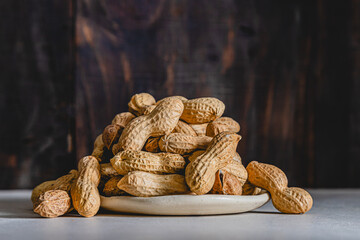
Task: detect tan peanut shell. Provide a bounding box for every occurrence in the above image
[189,150,246,195]
[100,163,119,178]
[118,171,189,197]
[159,133,212,155]
[181,97,225,124]
[92,134,105,161]
[247,161,313,214]
[211,170,243,195]
[128,93,156,116]
[111,112,135,128]
[31,169,78,204]
[102,124,122,149]
[157,96,188,104]
[33,190,71,218]
[185,132,241,195]
[188,150,242,164]
[242,181,264,195]
[172,120,197,136]
[190,123,208,136]
[110,150,186,175]
[71,156,101,217]
[142,105,157,115]
[206,117,240,137]
[144,137,161,153]
[103,176,127,196]
[112,98,184,154]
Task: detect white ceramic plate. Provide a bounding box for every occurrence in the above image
[100,193,270,215]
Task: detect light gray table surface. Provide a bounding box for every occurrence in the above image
[0,189,359,240]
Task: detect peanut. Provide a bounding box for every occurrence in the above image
[100,163,119,178]
[33,190,71,218]
[103,176,127,196]
[110,150,186,175]
[31,169,78,205]
[173,120,197,136]
[157,96,188,104]
[189,123,208,136]
[210,170,244,195]
[142,105,157,115]
[181,97,225,124]
[102,124,122,149]
[159,133,212,155]
[112,98,184,154]
[246,161,313,214]
[207,153,246,195]
[143,96,187,115]
[188,150,242,164]
[91,134,105,161]
[128,93,156,116]
[118,171,189,197]
[242,181,264,195]
[206,117,240,137]
[185,132,241,195]
[111,112,135,128]
[71,156,101,217]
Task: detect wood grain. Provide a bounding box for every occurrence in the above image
[0,0,359,188]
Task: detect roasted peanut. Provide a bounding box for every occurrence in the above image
[33,190,71,218]
[188,150,242,164]
[207,152,246,195]
[118,171,189,197]
[111,112,135,127]
[181,97,225,124]
[210,170,244,195]
[206,117,240,137]
[128,93,156,116]
[112,98,184,154]
[159,133,212,155]
[71,156,101,217]
[242,181,264,195]
[144,137,161,153]
[100,163,119,178]
[247,161,313,214]
[31,170,78,205]
[172,120,197,136]
[102,124,122,149]
[157,96,188,104]
[103,176,127,196]
[110,150,186,175]
[92,134,105,161]
[190,123,208,136]
[185,132,240,195]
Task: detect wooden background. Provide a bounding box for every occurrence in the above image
[0,0,359,189]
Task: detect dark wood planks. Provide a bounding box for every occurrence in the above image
[0,0,76,188]
[0,0,359,188]
[76,0,360,187]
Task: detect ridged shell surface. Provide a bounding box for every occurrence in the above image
[71,156,101,217]
[185,132,240,195]
[113,98,184,154]
[181,97,225,124]
[117,171,189,197]
[111,150,185,175]
[159,133,212,155]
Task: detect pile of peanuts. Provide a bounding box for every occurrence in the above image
[31,94,313,218]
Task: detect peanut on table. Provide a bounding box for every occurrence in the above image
[31,93,312,217]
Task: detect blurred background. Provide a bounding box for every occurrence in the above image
[0,0,359,189]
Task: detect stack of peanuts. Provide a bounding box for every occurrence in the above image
[31,93,313,218]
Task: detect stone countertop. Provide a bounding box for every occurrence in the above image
[0,189,359,240]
